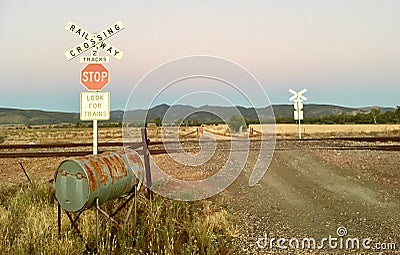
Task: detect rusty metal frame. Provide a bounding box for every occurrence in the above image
[57,184,141,252]
[94,186,140,248]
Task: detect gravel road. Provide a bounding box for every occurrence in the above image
[224,140,400,254]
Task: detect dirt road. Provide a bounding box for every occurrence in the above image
[224,141,400,254]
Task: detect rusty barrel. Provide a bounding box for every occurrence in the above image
[55,149,144,212]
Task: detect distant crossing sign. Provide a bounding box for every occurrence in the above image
[289,88,308,102]
[289,88,308,139]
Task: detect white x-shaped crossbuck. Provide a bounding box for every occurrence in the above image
[289,88,308,102]
[64,21,125,61]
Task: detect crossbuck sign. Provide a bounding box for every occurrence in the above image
[64,21,125,61]
[289,88,307,139]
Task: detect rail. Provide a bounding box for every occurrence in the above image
[0,136,399,158]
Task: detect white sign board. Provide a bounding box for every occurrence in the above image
[65,21,125,61]
[80,92,110,121]
[294,110,304,120]
[294,101,303,110]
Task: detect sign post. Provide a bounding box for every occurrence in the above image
[65,21,124,155]
[93,119,98,155]
[289,88,307,139]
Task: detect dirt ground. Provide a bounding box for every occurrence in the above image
[223,141,400,254]
[0,137,399,254]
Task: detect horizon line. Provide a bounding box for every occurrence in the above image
[0,103,397,114]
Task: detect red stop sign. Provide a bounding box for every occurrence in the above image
[80,64,110,91]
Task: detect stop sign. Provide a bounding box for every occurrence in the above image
[80,64,110,91]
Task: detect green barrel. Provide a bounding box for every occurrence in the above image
[55,149,144,212]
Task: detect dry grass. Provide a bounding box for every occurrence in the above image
[250,124,400,138]
[3,123,398,145]
[0,180,236,254]
[0,127,122,145]
[202,125,231,136]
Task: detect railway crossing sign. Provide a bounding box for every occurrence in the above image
[65,21,124,155]
[289,88,307,102]
[289,88,308,139]
[80,64,110,91]
[64,21,125,61]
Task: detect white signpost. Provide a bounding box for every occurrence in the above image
[289,88,307,139]
[65,21,124,155]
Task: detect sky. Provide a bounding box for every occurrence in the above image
[0,0,399,112]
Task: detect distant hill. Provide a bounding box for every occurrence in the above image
[0,108,125,126]
[0,108,80,125]
[0,104,396,125]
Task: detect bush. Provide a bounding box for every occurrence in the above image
[227,115,246,133]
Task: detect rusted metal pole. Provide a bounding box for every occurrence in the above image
[96,198,99,252]
[141,128,152,199]
[65,211,85,241]
[58,202,61,239]
[110,192,136,218]
[19,162,32,185]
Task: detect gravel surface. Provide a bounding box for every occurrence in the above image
[223,140,400,254]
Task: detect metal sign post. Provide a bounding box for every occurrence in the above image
[289,88,307,139]
[91,49,98,156]
[93,119,98,155]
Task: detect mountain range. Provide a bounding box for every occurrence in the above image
[0,104,395,125]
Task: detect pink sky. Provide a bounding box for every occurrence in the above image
[0,0,399,111]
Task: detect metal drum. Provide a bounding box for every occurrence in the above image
[55,149,144,212]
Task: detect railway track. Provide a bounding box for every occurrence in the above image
[0,137,399,158]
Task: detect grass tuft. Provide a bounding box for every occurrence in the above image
[0,181,236,254]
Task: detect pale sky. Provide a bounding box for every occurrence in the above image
[0,0,399,112]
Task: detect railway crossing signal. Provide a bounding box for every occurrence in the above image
[289,88,307,139]
[65,21,124,155]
